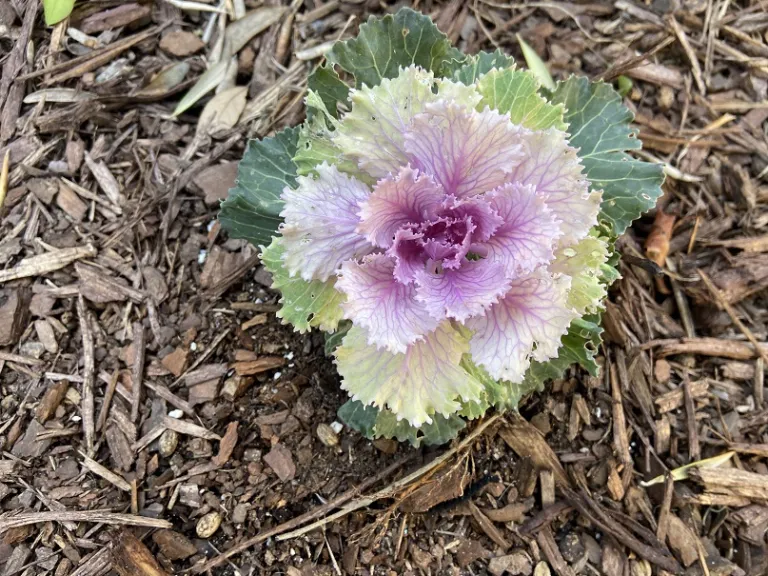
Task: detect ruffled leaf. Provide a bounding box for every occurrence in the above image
[332,66,436,179]
[280,163,373,282]
[219,127,298,247]
[483,182,561,278]
[336,399,466,447]
[405,102,525,198]
[509,128,600,245]
[374,408,465,447]
[558,316,603,376]
[477,68,566,130]
[415,259,510,323]
[261,237,345,333]
[466,272,576,382]
[435,77,483,109]
[454,49,514,85]
[549,76,664,235]
[327,7,462,89]
[337,254,439,354]
[358,166,443,248]
[461,355,541,412]
[335,322,483,427]
[293,93,369,181]
[551,234,610,315]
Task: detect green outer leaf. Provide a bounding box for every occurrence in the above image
[337,400,377,439]
[324,321,352,357]
[260,237,345,333]
[477,68,566,131]
[374,409,466,447]
[337,399,466,447]
[327,7,463,88]
[461,356,536,412]
[293,92,373,183]
[453,49,514,84]
[516,34,555,91]
[550,76,665,236]
[307,64,350,119]
[44,0,75,25]
[219,127,299,247]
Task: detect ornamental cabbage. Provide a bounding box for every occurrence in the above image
[220,9,663,445]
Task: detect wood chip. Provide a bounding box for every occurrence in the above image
[499,413,569,487]
[0,287,28,346]
[468,501,510,550]
[144,381,195,417]
[34,318,58,353]
[111,530,170,576]
[609,363,631,465]
[263,443,296,482]
[80,452,131,492]
[665,515,700,567]
[689,467,768,502]
[234,356,285,376]
[77,295,95,457]
[152,529,197,560]
[161,346,189,377]
[57,181,88,221]
[81,4,152,34]
[105,425,133,472]
[488,552,532,576]
[84,152,122,205]
[540,470,556,507]
[0,511,171,533]
[76,262,144,304]
[35,379,68,423]
[537,526,576,576]
[131,322,145,422]
[162,416,220,441]
[0,245,96,283]
[183,363,228,386]
[212,421,238,466]
[655,380,708,413]
[400,463,469,513]
[159,30,205,56]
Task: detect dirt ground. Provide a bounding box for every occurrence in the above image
[2,1,768,575]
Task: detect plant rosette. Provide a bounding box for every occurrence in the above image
[219,8,663,447]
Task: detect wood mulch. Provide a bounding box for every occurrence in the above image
[1,1,768,575]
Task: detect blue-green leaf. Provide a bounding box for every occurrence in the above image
[219,127,299,247]
[324,321,352,357]
[550,76,665,236]
[453,49,514,84]
[327,7,463,89]
[337,400,377,439]
[307,63,350,119]
[374,409,466,447]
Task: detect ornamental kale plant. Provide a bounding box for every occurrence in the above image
[220,8,664,446]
